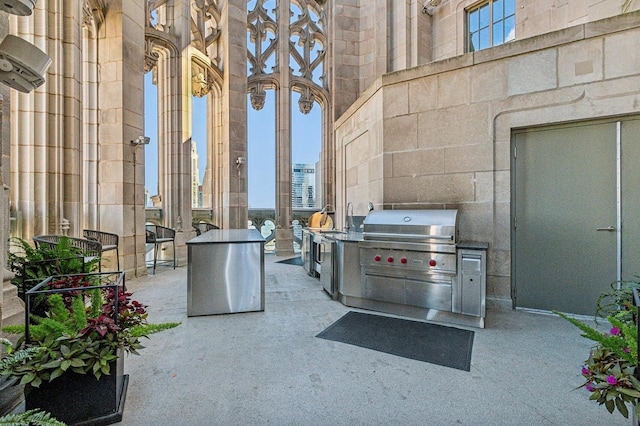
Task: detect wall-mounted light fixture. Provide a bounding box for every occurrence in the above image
[130,136,150,146]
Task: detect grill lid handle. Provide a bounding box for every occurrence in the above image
[363,232,454,241]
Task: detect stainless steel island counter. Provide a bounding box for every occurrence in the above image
[186,229,265,316]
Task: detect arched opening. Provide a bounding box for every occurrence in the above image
[144,72,159,208]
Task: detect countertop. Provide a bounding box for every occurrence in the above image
[186,229,265,244]
[320,230,364,242]
[457,241,489,250]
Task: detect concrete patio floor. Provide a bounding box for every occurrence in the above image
[117,255,629,425]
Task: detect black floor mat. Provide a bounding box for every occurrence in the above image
[276,257,304,266]
[316,311,474,371]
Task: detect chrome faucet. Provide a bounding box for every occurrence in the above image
[345,201,354,231]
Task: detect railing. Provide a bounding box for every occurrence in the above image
[144,208,321,252]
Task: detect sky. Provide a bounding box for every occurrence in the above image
[144,73,321,209]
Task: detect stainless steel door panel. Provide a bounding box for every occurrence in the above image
[313,233,322,276]
[364,273,405,304]
[187,242,264,316]
[337,241,362,298]
[459,256,483,317]
[405,278,452,311]
[321,238,336,298]
[302,230,314,276]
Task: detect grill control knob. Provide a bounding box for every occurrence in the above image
[374,255,381,262]
[429,259,437,267]
[400,257,407,264]
[387,256,394,263]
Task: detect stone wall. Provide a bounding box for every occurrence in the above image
[335,11,640,306]
[1,11,14,330]
[428,0,640,62]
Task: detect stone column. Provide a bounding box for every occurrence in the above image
[60,1,84,236]
[0,12,8,330]
[156,1,190,236]
[218,0,248,229]
[97,1,146,276]
[11,5,58,239]
[274,0,293,255]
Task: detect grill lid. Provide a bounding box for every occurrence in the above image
[363,209,458,244]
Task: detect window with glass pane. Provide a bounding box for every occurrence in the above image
[467,0,515,52]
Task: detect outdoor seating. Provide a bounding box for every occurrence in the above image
[32,235,103,272]
[145,225,176,274]
[83,229,120,270]
[192,221,219,236]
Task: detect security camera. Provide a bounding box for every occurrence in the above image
[0,0,37,16]
[0,35,51,93]
[130,136,151,145]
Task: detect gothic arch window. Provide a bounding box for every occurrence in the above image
[289,0,326,91]
[247,0,328,225]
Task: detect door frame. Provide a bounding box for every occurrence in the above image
[510,116,633,313]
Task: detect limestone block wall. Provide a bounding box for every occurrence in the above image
[429,0,640,63]
[335,80,384,220]
[335,11,640,305]
[0,13,9,326]
[330,0,361,120]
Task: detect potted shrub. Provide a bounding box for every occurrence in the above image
[1,272,179,425]
[7,237,98,303]
[556,280,640,423]
[0,339,64,425]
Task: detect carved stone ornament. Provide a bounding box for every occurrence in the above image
[298,89,315,114]
[250,86,267,111]
[144,39,160,73]
[192,72,211,97]
[82,0,105,35]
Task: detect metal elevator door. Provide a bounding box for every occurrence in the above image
[513,121,618,316]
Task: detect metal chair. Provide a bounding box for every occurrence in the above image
[145,225,176,274]
[83,230,120,270]
[193,221,219,235]
[33,235,103,272]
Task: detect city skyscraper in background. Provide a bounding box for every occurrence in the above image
[191,141,201,208]
[291,164,316,209]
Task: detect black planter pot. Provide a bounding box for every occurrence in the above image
[24,353,128,426]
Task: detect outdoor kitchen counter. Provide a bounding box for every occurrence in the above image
[186,229,265,316]
[457,241,489,250]
[320,230,364,242]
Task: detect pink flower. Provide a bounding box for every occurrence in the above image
[581,366,590,375]
[624,347,631,353]
[610,327,621,336]
[606,375,618,386]
[586,382,595,392]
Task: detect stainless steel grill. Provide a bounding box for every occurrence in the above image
[362,209,458,247]
[359,209,459,313]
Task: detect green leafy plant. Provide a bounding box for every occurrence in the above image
[0,342,63,424]
[555,280,640,420]
[1,274,180,388]
[7,237,98,304]
[0,408,66,425]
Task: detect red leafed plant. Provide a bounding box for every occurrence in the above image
[1,273,179,388]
